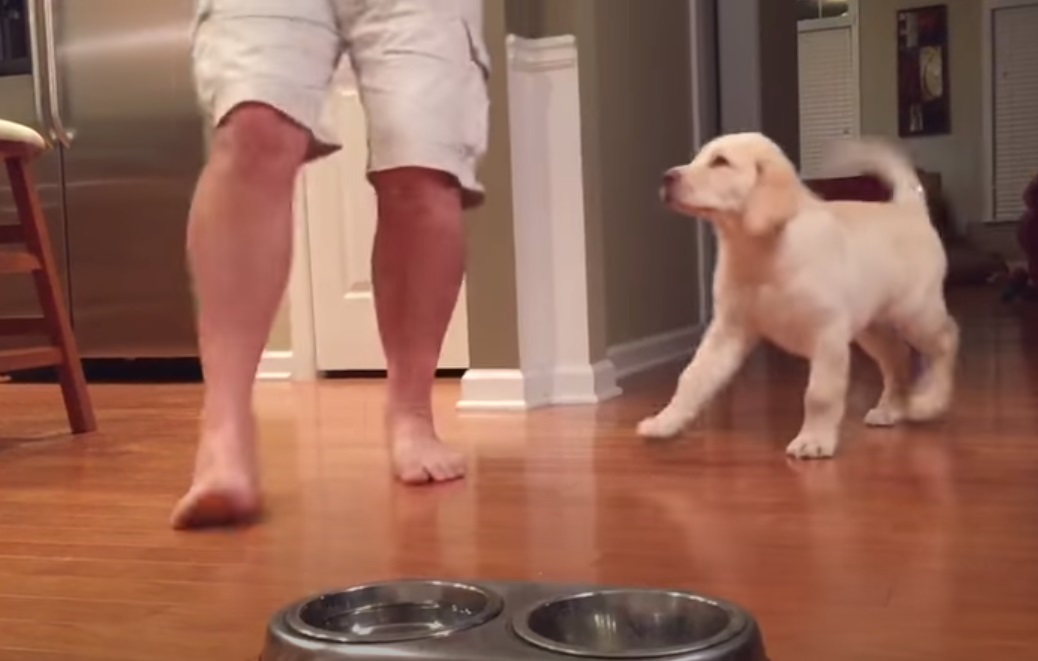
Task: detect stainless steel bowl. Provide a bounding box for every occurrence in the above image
[282,579,504,644]
[511,589,751,658]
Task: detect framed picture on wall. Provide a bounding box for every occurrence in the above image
[897,4,950,137]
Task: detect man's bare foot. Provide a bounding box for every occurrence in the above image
[389,414,467,485]
[170,424,262,530]
[170,478,262,530]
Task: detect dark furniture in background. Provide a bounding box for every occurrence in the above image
[1011,173,1038,291]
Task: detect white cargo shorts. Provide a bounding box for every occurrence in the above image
[192,0,491,207]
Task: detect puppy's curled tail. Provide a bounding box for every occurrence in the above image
[821,137,927,209]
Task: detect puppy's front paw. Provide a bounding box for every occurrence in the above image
[637,413,685,439]
[785,433,837,460]
[864,404,904,427]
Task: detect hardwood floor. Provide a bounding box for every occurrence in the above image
[1,285,1038,660]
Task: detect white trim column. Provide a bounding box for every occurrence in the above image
[457,35,621,411]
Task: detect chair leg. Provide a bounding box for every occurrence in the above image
[6,156,96,433]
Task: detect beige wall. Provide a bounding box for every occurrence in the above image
[859,0,983,229]
[464,0,522,369]
[759,0,801,164]
[509,0,702,355]
[717,0,800,161]
[582,2,701,349]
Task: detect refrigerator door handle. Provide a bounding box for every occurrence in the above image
[26,0,51,134]
[41,0,74,146]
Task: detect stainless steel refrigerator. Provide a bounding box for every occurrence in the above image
[0,0,203,360]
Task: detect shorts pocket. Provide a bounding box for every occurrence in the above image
[460,17,491,80]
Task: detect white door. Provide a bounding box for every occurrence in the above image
[991,3,1038,222]
[303,71,470,371]
[797,21,860,178]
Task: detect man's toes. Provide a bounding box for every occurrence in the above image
[396,462,433,485]
[427,454,465,483]
[426,460,451,482]
[444,455,467,481]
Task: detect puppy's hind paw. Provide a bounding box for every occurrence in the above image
[637,413,685,439]
[864,404,904,427]
[906,385,951,423]
[785,433,837,460]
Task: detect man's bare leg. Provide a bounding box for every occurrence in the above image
[171,105,309,529]
[370,167,467,484]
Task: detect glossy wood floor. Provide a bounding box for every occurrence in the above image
[2,286,1038,660]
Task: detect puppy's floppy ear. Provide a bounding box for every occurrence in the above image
[743,155,801,237]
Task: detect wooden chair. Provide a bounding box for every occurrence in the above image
[0,119,95,433]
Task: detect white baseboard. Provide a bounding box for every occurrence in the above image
[457,369,546,411]
[263,324,703,391]
[607,325,704,381]
[457,361,622,412]
[552,360,624,405]
[257,350,294,381]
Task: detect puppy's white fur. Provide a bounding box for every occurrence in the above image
[639,132,959,459]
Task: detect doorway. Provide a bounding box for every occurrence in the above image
[297,66,470,373]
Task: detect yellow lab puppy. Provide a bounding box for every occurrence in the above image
[638,133,959,459]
